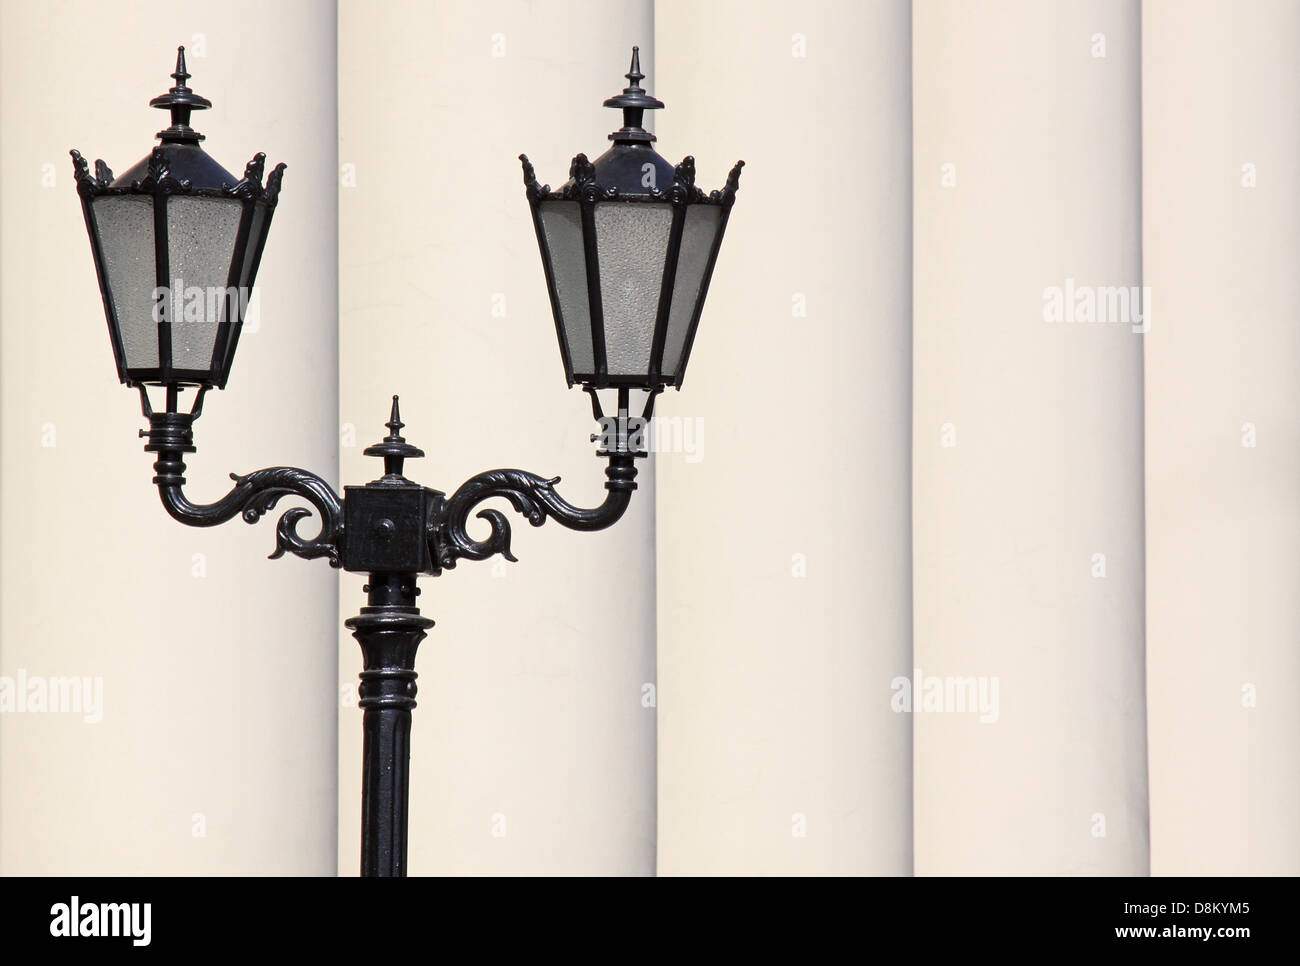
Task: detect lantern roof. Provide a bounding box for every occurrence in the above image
[111,46,238,192]
[586,48,675,198]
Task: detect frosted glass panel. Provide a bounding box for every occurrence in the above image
[662,205,722,378]
[594,203,671,377]
[92,195,159,370]
[166,196,242,371]
[538,201,593,375]
[239,205,266,287]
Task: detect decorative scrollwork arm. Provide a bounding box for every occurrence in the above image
[140,396,343,567]
[430,454,637,571]
[157,467,345,567]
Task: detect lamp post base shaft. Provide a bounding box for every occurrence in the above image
[345,572,433,878]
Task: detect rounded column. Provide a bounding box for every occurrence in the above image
[654,0,915,874]
[338,0,658,875]
[912,0,1148,874]
[1142,0,1300,875]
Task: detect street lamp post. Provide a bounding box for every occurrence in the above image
[72,46,742,877]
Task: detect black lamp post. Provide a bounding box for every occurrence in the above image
[72,46,742,877]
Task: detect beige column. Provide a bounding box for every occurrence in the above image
[1142,0,1300,875]
[654,0,914,874]
[0,1,339,873]
[337,0,657,875]
[912,0,1148,874]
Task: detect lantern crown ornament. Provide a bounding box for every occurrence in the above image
[71,46,285,392]
[149,44,212,143]
[520,47,743,390]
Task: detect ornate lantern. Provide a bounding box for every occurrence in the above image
[71,47,284,391]
[520,47,743,391]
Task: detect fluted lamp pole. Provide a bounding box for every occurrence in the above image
[72,47,742,876]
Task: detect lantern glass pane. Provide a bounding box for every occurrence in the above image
[166,196,243,372]
[92,195,159,370]
[594,202,671,378]
[210,202,267,382]
[537,201,593,375]
[661,205,722,378]
[239,204,266,287]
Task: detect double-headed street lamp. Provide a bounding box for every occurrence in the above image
[72,46,742,877]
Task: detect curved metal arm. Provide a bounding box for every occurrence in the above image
[138,390,343,567]
[157,467,345,567]
[138,390,645,575]
[430,453,637,571]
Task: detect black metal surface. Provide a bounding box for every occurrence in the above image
[345,573,433,878]
[594,47,673,195]
[601,46,664,145]
[140,388,346,568]
[429,454,637,571]
[344,398,441,575]
[149,44,211,144]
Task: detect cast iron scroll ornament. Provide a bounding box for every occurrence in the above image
[139,386,345,567]
[430,458,637,569]
[137,388,648,575]
[519,151,743,208]
[428,387,647,572]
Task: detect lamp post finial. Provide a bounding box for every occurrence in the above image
[603,44,664,144]
[150,43,212,143]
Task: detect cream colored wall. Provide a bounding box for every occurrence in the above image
[0,0,339,873]
[5,0,1299,878]
[912,0,1148,874]
[337,0,658,875]
[1142,0,1300,875]
[654,0,915,875]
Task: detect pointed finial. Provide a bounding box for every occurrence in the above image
[385,395,405,440]
[603,45,664,144]
[362,394,424,478]
[150,44,212,143]
[172,46,191,88]
[625,47,644,91]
